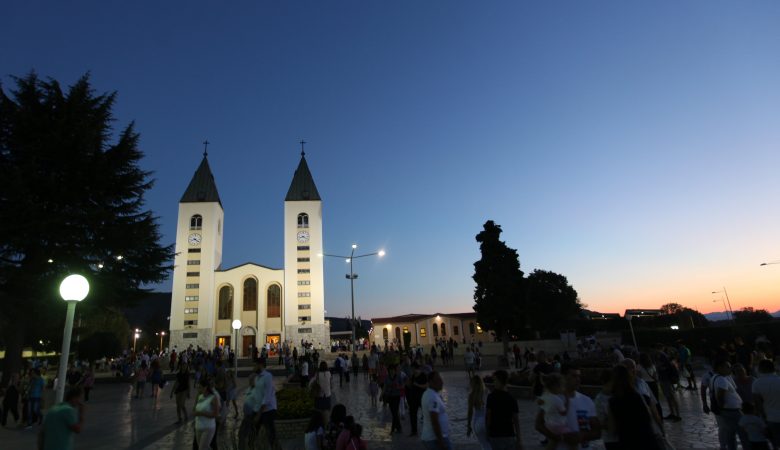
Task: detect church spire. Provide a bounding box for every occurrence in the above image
[181,149,222,205]
[285,143,321,201]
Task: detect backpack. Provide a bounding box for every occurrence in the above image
[710,374,722,415]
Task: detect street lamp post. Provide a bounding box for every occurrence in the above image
[133,328,141,353]
[57,275,89,403]
[156,331,165,353]
[319,244,385,352]
[232,319,242,374]
[712,288,735,321]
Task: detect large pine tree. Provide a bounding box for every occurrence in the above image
[0,73,172,382]
[472,220,525,357]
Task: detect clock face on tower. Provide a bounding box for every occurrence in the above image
[188,233,202,246]
[297,231,310,243]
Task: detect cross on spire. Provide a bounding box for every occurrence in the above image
[203,140,210,157]
[299,139,306,157]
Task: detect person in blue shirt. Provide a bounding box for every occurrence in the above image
[39,386,84,450]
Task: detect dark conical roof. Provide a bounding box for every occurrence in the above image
[285,154,321,201]
[180,156,222,205]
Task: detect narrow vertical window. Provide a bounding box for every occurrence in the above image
[243,278,257,311]
[297,213,309,228]
[190,214,202,230]
[441,323,447,336]
[218,285,233,320]
[267,284,281,318]
[432,323,439,337]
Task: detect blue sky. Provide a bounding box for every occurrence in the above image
[3,1,780,317]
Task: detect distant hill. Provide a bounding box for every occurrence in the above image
[704,310,780,321]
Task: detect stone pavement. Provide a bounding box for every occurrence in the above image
[0,369,722,449]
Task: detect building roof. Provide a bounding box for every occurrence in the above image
[215,262,282,272]
[180,156,222,205]
[370,312,477,323]
[285,154,321,201]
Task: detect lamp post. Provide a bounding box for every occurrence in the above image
[232,319,242,373]
[133,328,141,353]
[319,245,385,352]
[57,274,89,403]
[156,331,165,353]
[712,288,735,321]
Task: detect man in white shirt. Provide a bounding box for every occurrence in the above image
[421,371,451,450]
[535,364,601,450]
[753,359,780,447]
[253,359,277,446]
[711,359,747,450]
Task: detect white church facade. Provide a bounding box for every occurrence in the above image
[168,150,329,355]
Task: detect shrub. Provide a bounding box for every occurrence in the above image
[275,388,315,420]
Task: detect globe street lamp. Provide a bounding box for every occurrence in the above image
[133,328,141,353]
[319,245,385,352]
[57,274,89,403]
[232,319,242,373]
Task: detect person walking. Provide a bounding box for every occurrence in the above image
[255,358,278,446]
[466,375,491,450]
[311,361,333,414]
[421,371,452,450]
[384,364,405,433]
[28,368,45,427]
[351,353,360,379]
[170,364,191,424]
[711,359,747,450]
[193,378,220,450]
[81,367,95,402]
[406,362,428,437]
[608,365,662,450]
[486,370,522,450]
[38,386,84,450]
[134,361,149,399]
[752,359,780,448]
[1,373,21,427]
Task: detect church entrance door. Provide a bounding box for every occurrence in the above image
[242,336,254,358]
[266,334,281,356]
[216,336,230,350]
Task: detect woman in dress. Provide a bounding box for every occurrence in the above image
[466,375,491,449]
[193,378,220,450]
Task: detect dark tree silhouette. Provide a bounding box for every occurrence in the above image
[525,269,582,334]
[473,220,525,357]
[734,307,773,324]
[0,73,172,383]
[660,303,685,315]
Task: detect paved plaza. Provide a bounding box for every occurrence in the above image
[1,369,722,449]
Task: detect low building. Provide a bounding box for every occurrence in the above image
[370,312,491,347]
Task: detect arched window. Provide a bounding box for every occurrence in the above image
[267,284,281,318]
[243,278,257,311]
[432,323,439,337]
[453,325,459,336]
[395,327,401,342]
[297,213,309,228]
[469,322,476,335]
[382,327,389,340]
[441,323,447,336]
[218,285,233,320]
[190,214,202,230]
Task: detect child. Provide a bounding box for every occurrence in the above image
[739,402,770,450]
[538,373,572,450]
[368,375,379,406]
[304,410,325,450]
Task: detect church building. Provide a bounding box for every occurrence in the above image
[168,148,329,355]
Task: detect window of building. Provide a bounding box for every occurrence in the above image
[190,214,202,230]
[395,327,401,342]
[187,260,200,265]
[186,284,199,289]
[297,213,309,228]
[420,327,427,337]
[185,296,199,301]
[382,328,389,340]
[453,325,459,336]
[297,257,310,262]
[298,316,311,321]
[243,278,257,311]
[298,328,312,333]
[267,284,281,318]
[469,322,476,335]
[298,269,310,274]
[297,246,310,251]
[184,320,198,326]
[184,308,198,314]
[298,292,311,297]
[187,272,199,277]
[188,248,201,253]
[432,323,439,337]
[441,323,447,336]
[218,285,233,320]
[403,326,409,334]
[298,304,311,310]
[297,280,310,286]
[183,332,198,339]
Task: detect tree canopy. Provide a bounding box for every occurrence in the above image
[525,269,582,333]
[734,307,773,324]
[472,220,525,353]
[0,73,172,380]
